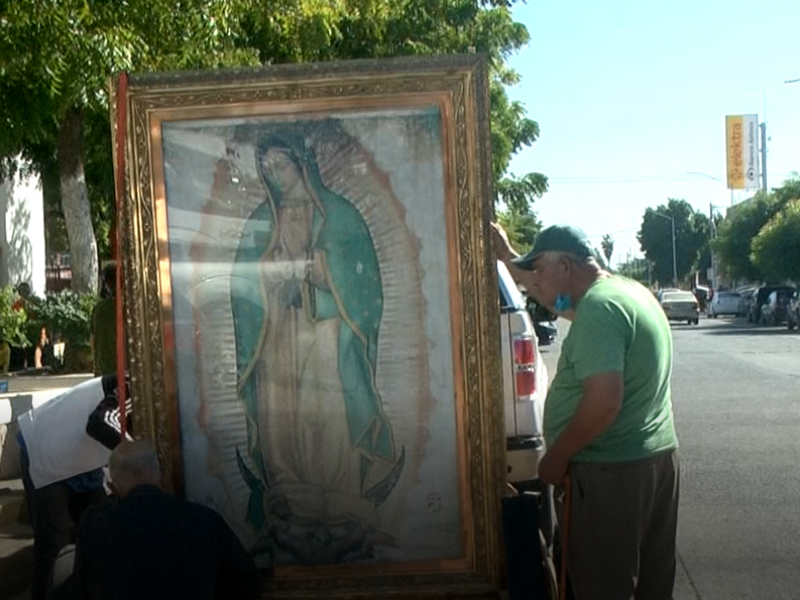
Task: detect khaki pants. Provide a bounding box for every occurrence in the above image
[556,450,680,600]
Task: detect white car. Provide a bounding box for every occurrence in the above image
[708,291,741,318]
[660,290,700,325]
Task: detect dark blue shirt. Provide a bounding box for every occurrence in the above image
[74,485,264,600]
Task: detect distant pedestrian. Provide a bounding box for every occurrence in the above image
[91,264,117,377]
[74,440,264,600]
[17,375,131,600]
[492,223,680,600]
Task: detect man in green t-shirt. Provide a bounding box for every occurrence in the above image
[91,264,117,377]
[492,223,679,600]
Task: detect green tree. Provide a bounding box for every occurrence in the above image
[751,199,800,283]
[637,199,710,287]
[711,174,800,283]
[712,190,782,282]
[0,0,258,292]
[601,234,614,265]
[772,172,800,206]
[2,0,546,288]
[617,257,651,286]
[496,206,541,255]
[230,0,549,210]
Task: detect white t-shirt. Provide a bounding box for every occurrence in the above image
[17,377,113,489]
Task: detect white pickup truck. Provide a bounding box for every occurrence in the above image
[497,261,549,488]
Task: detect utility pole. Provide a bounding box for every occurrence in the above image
[709,203,717,291]
[760,121,768,191]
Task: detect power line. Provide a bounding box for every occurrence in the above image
[540,99,800,140]
[586,226,640,239]
[549,177,688,184]
[546,173,797,185]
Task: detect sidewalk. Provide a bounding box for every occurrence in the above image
[0,373,92,600]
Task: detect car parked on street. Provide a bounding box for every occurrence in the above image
[760,287,796,326]
[750,285,796,324]
[787,290,800,331]
[737,287,756,318]
[708,291,741,318]
[525,296,558,346]
[660,290,700,325]
[533,321,558,346]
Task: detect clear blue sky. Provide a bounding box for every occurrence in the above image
[507,0,800,266]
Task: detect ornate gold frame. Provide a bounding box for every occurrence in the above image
[111,55,506,598]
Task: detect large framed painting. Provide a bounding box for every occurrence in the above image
[112,55,507,598]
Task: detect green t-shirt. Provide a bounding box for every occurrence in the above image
[543,276,678,462]
[92,297,117,377]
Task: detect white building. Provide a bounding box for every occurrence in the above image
[0,160,46,296]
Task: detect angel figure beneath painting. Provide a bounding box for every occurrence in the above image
[228,130,405,567]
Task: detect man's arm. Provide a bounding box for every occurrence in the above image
[489,221,535,289]
[537,372,624,484]
[86,391,133,450]
[549,372,623,458]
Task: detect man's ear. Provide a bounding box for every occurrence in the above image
[558,255,572,275]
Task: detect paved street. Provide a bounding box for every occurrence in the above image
[541,315,800,599]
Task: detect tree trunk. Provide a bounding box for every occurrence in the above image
[57,108,98,294]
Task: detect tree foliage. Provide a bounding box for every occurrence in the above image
[0,0,546,290]
[601,234,614,265]
[497,206,541,255]
[0,0,260,290]
[751,200,800,283]
[712,190,783,282]
[240,0,548,210]
[637,199,710,287]
[617,257,651,286]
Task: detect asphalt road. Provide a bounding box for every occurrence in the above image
[539,315,800,599]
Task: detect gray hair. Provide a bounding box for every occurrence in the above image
[539,250,598,267]
[109,440,161,494]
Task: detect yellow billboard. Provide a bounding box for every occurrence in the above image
[726,114,760,190]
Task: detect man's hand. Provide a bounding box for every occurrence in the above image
[537,448,570,485]
[489,222,517,262]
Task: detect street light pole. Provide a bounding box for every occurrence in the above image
[654,211,678,287]
[669,216,677,288]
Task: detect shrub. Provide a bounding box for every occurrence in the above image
[0,285,29,347]
[37,291,97,347]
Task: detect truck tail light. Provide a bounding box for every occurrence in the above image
[513,337,535,365]
[515,370,536,397]
[513,335,536,399]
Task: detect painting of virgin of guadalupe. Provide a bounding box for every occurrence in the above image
[160,110,465,573]
[230,132,405,565]
[116,56,506,597]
